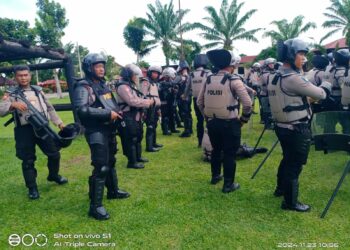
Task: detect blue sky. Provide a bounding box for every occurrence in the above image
[0,0,341,65]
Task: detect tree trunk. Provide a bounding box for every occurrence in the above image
[53,69,63,99]
[136,53,140,64]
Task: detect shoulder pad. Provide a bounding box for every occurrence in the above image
[31,85,42,92]
[115,80,130,88]
[75,79,90,87]
[229,74,241,81]
[5,86,18,94]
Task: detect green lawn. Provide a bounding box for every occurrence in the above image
[0,98,349,249]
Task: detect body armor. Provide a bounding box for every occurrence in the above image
[191,69,210,98]
[268,72,310,123]
[204,73,240,119]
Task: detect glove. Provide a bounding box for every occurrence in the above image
[319,81,332,98]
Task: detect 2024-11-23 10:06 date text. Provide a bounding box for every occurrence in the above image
[277,242,339,248]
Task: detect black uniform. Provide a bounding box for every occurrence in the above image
[74,78,129,220]
[158,78,177,135]
[176,74,193,137]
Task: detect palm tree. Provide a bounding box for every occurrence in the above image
[322,0,350,46]
[123,18,157,63]
[263,15,316,44]
[139,0,194,65]
[193,0,261,50]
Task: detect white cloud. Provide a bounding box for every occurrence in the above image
[0,0,342,66]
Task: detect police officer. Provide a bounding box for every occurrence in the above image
[322,49,350,133]
[305,54,329,86]
[258,57,276,128]
[245,62,260,114]
[0,65,67,200]
[185,54,211,146]
[268,39,331,212]
[141,65,163,152]
[323,49,350,110]
[159,67,178,135]
[115,64,155,169]
[74,53,130,220]
[176,60,193,137]
[197,49,252,193]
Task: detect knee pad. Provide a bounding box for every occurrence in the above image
[22,159,35,169]
[96,165,110,178]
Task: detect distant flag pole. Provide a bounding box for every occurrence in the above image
[178,0,184,60]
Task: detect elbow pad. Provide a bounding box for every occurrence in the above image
[78,106,110,121]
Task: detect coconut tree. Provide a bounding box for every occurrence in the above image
[139,0,195,65]
[193,0,261,50]
[263,15,316,44]
[322,0,350,46]
[123,18,157,63]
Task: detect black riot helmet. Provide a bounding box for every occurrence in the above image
[82,53,107,78]
[177,60,190,73]
[277,38,309,68]
[58,123,80,148]
[120,64,143,83]
[206,49,236,70]
[327,52,334,63]
[193,54,209,69]
[311,55,329,70]
[333,49,350,67]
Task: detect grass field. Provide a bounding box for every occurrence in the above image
[0,97,349,249]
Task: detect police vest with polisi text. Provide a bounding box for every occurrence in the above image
[204,73,240,119]
[191,69,210,98]
[267,72,310,123]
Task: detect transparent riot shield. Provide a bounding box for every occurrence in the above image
[311,111,350,218]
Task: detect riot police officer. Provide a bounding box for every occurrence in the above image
[141,65,163,152]
[0,65,67,200]
[176,60,193,137]
[115,64,155,169]
[185,54,211,146]
[197,49,252,193]
[159,67,178,135]
[258,57,276,128]
[74,53,130,220]
[268,39,331,212]
[245,62,260,114]
[305,54,329,86]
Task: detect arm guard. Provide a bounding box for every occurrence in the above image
[74,85,111,122]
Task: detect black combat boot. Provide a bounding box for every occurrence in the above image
[47,156,68,185]
[274,177,284,197]
[189,118,193,134]
[105,168,130,199]
[210,175,223,185]
[222,179,240,193]
[28,187,40,200]
[153,132,163,148]
[162,118,172,135]
[146,129,160,152]
[179,119,191,137]
[22,161,40,199]
[281,179,310,212]
[136,143,148,163]
[127,145,145,169]
[88,177,110,220]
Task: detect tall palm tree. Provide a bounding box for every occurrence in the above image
[263,15,316,44]
[140,0,194,65]
[193,0,261,50]
[322,0,350,46]
[123,18,157,63]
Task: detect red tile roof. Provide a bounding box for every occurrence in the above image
[324,38,347,49]
[240,55,257,64]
